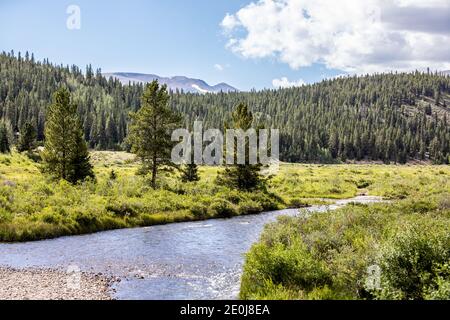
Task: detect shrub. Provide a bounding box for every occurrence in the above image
[408,200,438,214]
[248,192,280,211]
[383,183,411,199]
[374,223,450,300]
[25,151,41,163]
[238,199,263,215]
[356,179,372,189]
[106,199,143,217]
[0,195,12,211]
[190,203,209,218]
[287,198,309,208]
[34,207,64,225]
[242,279,302,300]
[208,199,237,218]
[140,213,169,225]
[240,239,332,299]
[0,207,13,223]
[216,189,244,204]
[73,211,99,231]
[35,182,54,196]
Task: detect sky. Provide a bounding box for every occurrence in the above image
[1,0,449,91]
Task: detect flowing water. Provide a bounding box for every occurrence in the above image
[0,196,382,300]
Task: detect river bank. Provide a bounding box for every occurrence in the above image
[0,196,383,300]
[0,267,115,300]
[2,151,448,243]
[240,176,450,300]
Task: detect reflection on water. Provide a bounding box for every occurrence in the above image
[0,196,382,300]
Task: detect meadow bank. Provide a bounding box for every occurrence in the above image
[0,150,448,243]
[240,165,450,300]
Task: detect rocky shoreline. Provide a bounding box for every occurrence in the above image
[0,267,116,300]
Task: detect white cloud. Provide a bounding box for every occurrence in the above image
[214,64,224,71]
[221,0,450,74]
[272,77,305,88]
[221,13,240,32]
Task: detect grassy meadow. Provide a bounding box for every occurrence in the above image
[0,150,448,245]
[240,164,450,300]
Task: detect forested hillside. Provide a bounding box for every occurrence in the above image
[0,51,143,150]
[1,51,449,163]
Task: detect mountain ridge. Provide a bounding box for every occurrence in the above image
[103,72,238,94]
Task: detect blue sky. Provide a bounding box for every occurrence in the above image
[1,0,448,91]
[0,0,342,91]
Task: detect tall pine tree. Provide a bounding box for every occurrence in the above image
[218,103,264,191]
[17,122,37,152]
[127,80,182,189]
[0,123,10,154]
[41,87,94,183]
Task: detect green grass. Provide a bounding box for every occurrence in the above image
[0,151,448,245]
[0,151,282,242]
[240,165,450,300]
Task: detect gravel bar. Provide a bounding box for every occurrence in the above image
[0,267,116,300]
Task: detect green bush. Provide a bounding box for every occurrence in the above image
[73,211,99,231]
[238,199,263,215]
[140,213,170,225]
[190,203,209,218]
[216,189,244,204]
[375,223,450,300]
[383,183,411,199]
[248,192,280,211]
[0,207,13,223]
[208,199,237,218]
[240,179,450,301]
[408,200,438,214]
[287,198,309,208]
[34,207,64,225]
[106,199,143,217]
[423,263,450,300]
[240,239,332,299]
[356,179,372,189]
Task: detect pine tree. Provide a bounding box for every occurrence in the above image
[67,120,95,183]
[41,87,94,183]
[328,130,339,158]
[218,103,264,191]
[127,80,182,189]
[97,112,107,149]
[429,137,441,164]
[83,113,92,141]
[0,123,10,153]
[17,122,37,152]
[106,115,118,148]
[181,163,200,182]
[435,89,441,105]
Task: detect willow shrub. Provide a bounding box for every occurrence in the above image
[240,187,450,300]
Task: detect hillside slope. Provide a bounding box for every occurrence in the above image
[0,51,449,163]
[170,73,450,163]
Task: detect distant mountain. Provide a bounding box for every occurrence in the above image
[103,72,238,94]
